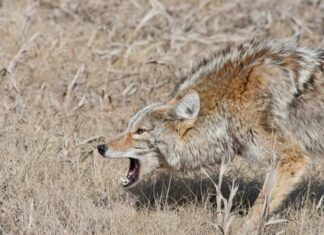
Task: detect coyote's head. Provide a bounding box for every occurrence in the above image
[97,91,200,188]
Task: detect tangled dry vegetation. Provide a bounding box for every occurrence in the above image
[0,0,323,234]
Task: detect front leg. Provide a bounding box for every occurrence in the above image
[245,145,310,232]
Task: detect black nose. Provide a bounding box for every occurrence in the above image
[97,144,107,156]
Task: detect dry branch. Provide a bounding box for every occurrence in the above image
[5,33,39,93]
[65,64,85,104]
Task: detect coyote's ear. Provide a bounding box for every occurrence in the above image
[173,91,200,120]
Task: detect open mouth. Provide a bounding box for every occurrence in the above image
[121,158,140,188]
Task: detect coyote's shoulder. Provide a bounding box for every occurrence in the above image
[173,40,324,156]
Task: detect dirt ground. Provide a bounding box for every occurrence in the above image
[0,0,323,234]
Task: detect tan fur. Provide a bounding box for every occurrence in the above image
[99,40,324,221]
[247,144,310,221]
[108,133,134,152]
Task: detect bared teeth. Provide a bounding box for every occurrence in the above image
[120,158,140,187]
[120,177,129,186]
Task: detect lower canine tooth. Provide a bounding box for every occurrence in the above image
[121,177,130,184]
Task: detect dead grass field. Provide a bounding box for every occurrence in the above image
[0,0,323,234]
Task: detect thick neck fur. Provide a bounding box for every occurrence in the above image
[162,111,236,171]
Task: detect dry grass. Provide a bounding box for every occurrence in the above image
[0,0,323,234]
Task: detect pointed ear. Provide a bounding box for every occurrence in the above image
[173,91,200,120]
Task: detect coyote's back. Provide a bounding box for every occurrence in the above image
[175,40,324,157]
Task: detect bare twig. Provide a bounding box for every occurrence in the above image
[5,33,39,93]
[265,217,289,226]
[122,83,137,96]
[202,160,238,235]
[27,199,34,229]
[75,135,104,147]
[135,0,166,32]
[65,64,85,103]
[164,173,173,206]
[261,152,278,219]
[316,195,324,210]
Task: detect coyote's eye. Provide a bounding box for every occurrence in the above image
[135,128,145,135]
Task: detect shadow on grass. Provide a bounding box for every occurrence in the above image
[130,172,260,214]
[283,178,324,210]
[129,172,324,213]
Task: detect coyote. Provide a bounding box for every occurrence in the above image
[97,40,324,218]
